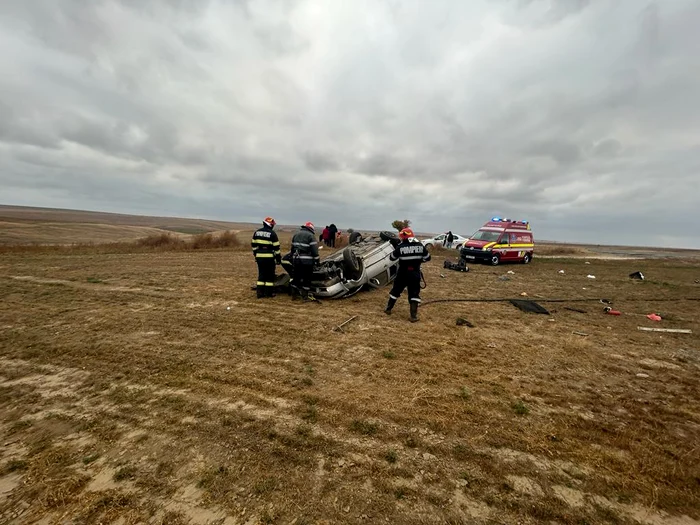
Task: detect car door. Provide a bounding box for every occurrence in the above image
[499,233,515,261]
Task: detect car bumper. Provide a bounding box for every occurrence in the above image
[460,248,493,263]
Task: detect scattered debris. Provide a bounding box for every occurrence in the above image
[456,318,474,327]
[520,292,528,296]
[646,313,662,321]
[637,327,692,334]
[498,276,510,281]
[226,306,231,311]
[629,271,645,280]
[487,343,498,348]
[572,331,589,337]
[585,261,591,264]
[443,260,469,272]
[587,275,596,279]
[507,270,515,275]
[333,316,358,333]
[600,299,612,305]
[564,307,587,313]
[509,299,550,315]
[558,270,565,274]
[636,373,650,378]
[440,274,446,278]
[604,307,622,316]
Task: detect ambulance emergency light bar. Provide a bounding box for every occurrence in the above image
[491,217,529,224]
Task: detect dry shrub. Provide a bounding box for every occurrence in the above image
[190,230,240,249]
[136,233,185,249]
[536,244,589,256]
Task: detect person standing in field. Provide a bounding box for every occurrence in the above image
[322,226,330,246]
[291,222,320,300]
[251,216,281,298]
[328,223,338,248]
[446,231,454,248]
[384,227,431,322]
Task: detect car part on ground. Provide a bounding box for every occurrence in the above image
[444,259,469,272]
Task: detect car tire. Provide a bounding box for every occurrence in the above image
[523,253,531,264]
[380,231,399,242]
[490,254,500,266]
[424,242,433,251]
[342,247,361,279]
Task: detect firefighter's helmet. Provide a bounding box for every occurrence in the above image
[399,227,414,240]
[303,221,315,233]
[263,216,276,228]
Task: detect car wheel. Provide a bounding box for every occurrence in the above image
[424,242,433,251]
[379,231,399,242]
[342,247,361,278]
[490,254,500,266]
[523,253,531,264]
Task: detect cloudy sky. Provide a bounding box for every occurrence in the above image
[1,1,699,247]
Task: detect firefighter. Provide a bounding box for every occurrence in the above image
[251,216,281,298]
[291,222,320,300]
[385,227,431,322]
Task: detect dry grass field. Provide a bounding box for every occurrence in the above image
[1,220,700,524]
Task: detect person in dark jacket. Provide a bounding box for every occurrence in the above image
[384,227,431,322]
[291,222,320,300]
[446,231,454,248]
[328,223,338,248]
[251,216,281,298]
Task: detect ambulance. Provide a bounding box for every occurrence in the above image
[459,217,534,266]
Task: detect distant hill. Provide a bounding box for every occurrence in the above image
[0,205,263,245]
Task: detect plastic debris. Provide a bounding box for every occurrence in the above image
[498,276,510,281]
[638,327,692,334]
[520,292,528,296]
[558,270,565,274]
[646,313,662,321]
[587,275,596,279]
[629,271,645,280]
[636,373,650,378]
[572,331,589,337]
[507,270,515,275]
[226,306,231,311]
[604,307,622,316]
[585,261,591,264]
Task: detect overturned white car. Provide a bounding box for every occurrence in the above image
[279,231,400,298]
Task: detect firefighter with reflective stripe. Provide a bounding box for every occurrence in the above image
[385,227,431,322]
[290,222,320,300]
[251,216,281,298]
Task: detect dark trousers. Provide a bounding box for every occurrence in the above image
[293,262,314,293]
[389,270,421,303]
[256,258,276,297]
[329,234,335,248]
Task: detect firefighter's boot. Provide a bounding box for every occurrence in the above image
[384,297,396,315]
[256,286,265,299]
[409,301,419,323]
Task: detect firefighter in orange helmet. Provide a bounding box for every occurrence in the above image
[251,216,281,298]
[385,227,431,322]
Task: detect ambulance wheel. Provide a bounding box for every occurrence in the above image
[490,254,500,266]
[523,254,531,264]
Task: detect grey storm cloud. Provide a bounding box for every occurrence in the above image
[1,0,700,247]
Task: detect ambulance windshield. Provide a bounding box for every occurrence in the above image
[470,230,501,242]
